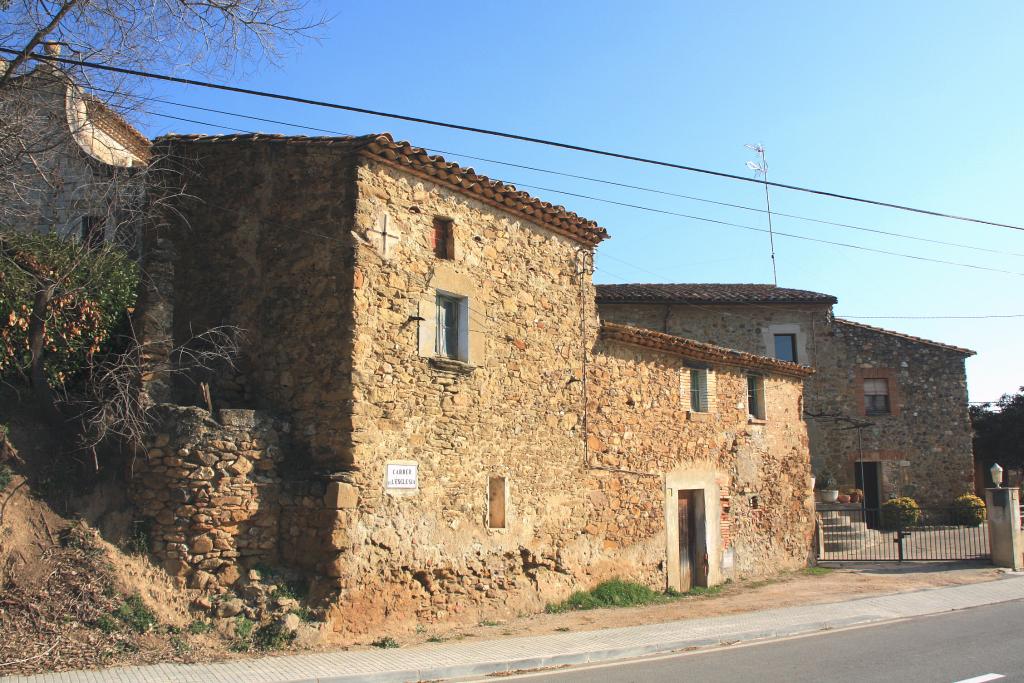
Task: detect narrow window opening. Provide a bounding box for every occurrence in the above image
[488,476,506,529]
[432,217,454,259]
[747,375,766,420]
[864,378,891,415]
[773,333,797,363]
[435,294,462,359]
[81,216,104,249]
[689,368,709,412]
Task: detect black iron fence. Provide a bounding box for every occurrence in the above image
[819,506,990,562]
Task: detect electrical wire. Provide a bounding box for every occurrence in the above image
[5,46,1024,233]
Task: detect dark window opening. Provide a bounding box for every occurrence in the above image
[433,217,454,259]
[747,375,765,420]
[435,294,461,359]
[81,216,104,249]
[864,378,891,415]
[773,333,797,363]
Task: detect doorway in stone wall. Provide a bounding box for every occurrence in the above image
[677,489,706,592]
[855,461,882,528]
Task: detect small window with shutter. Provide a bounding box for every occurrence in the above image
[432,217,454,259]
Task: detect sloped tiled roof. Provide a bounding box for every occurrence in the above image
[82,94,151,162]
[835,319,975,356]
[600,322,814,378]
[596,283,837,305]
[153,132,609,247]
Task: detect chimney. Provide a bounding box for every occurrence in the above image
[0,59,7,77]
[43,42,62,58]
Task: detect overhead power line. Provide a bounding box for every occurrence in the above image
[57,82,1022,258]
[142,108,1024,277]
[20,90,1010,281]
[5,46,1024,233]
[506,182,1024,278]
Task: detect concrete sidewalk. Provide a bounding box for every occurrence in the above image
[7,574,1024,683]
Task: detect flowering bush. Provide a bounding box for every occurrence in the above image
[880,497,921,530]
[952,493,986,526]
[0,231,137,388]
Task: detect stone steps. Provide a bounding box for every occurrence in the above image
[819,509,886,553]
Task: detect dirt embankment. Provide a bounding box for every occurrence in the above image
[0,401,225,676]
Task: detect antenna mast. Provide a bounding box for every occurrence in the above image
[745,144,777,285]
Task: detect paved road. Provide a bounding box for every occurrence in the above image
[483,600,1024,683]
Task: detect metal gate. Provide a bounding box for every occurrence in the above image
[818,507,990,562]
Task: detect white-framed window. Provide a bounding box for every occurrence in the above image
[435,293,467,360]
[773,333,797,363]
[689,368,709,412]
[864,378,891,415]
[747,374,766,420]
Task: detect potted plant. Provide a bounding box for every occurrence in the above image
[816,471,839,503]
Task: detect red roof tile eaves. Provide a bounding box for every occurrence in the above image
[600,322,814,378]
[834,319,975,356]
[595,283,837,305]
[152,132,609,247]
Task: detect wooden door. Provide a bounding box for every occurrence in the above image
[678,490,697,592]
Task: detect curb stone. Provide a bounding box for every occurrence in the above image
[5,575,1024,683]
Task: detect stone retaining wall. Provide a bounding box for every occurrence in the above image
[131,405,290,589]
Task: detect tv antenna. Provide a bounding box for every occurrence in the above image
[745,143,777,285]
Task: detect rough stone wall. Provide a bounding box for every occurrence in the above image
[1,67,138,242]
[810,321,974,506]
[325,159,600,638]
[160,141,359,469]
[147,146,820,641]
[586,340,814,584]
[599,301,974,506]
[130,406,290,589]
[597,302,831,367]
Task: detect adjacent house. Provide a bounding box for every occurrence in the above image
[0,44,150,243]
[132,133,815,639]
[596,283,975,508]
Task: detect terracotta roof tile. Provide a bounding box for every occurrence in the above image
[153,132,609,246]
[600,321,814,378]
[82,94,151,162]
[834,319,975,356]
[596,283,837,305]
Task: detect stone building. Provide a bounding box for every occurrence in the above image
[597,283,975,508]
[0,44,150,242]
[134,133,815,639]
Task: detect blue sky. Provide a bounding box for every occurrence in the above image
[138,1,1024,403]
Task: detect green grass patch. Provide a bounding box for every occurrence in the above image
[803,566,833,576]
[0,464,12,491]
[289,606,318,623]
[252,622,296,651]
[187,619,212,635]
[94,614,118,634]
[372,636,400,649]
[545,579,676,614]
[113,595,157,633]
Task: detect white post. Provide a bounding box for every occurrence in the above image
[985,487,1022,570]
